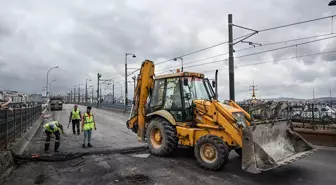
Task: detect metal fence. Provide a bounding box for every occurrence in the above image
[238,102,336,129]
[0,105,42,150]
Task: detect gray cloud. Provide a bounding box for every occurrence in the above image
[0,0,335,100]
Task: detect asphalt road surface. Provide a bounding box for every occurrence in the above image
[4,104,336,185]
[22,104,145,155]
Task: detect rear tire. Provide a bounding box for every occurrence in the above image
[146,117,178,156]
[194,135,229,171]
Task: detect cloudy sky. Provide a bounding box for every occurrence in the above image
[0,0,335,101]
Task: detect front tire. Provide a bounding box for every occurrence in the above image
[194,135,229,171]
[146,117,178,156]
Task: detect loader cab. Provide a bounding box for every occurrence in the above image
[149,72,215,122]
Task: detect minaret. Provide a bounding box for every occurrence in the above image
[250,81,258,104]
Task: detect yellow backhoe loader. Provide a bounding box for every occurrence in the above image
[126,60,316,173]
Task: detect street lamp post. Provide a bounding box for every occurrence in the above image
[85,79,91,104]
[329,0,336,6]
[49,80,56,97]
[125,53,136,109]
[174,57,183,72]
[46,66,59,99]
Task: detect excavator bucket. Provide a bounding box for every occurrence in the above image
[241,101,316,173]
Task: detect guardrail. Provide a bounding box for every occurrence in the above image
[0,105,42,150]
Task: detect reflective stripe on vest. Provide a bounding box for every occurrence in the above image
[72,109,81,120]
[83,113,94,130]
[44,121,59,133]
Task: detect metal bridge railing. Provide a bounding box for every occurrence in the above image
[0,105,42,150]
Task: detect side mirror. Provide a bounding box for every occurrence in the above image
[183,78,189,86]
[212,80,216,88]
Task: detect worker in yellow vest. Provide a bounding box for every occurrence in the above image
[81,106,97,148]
[44,120,64,152]
[69,104,82,135]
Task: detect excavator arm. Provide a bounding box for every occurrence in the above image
[126,60,155,142]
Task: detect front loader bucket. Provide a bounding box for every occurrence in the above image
[242,120,316,173]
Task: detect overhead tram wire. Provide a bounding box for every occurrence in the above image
[155,40,229,65]
[256,15,336,33]
[236,50,336,68]
[157,34,336,74]
[155,33,336,73]
[156,35,336,74]
[154,14,335,67]
[197,50,336,74]
[235,32,336,53]
[235,35,336,59]
[154,33,254,66]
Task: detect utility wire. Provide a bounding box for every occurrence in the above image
[235,35,336,59]
[155,15,335,66]
[155,34,254,66]
[156,59,226,74]
[155,41,229,65]
[198,50,336,74]
[258,15,336,33]
[235,33,336,53]
[156,33,336,73]
[160,50,336,75]
[236,50,336,68]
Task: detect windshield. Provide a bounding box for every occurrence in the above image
[182,77,211,101]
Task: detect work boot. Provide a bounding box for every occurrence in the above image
[73,131,76,135]
[44,143,50,152]
[54,142,60,152]
[82,144,87,148]
[88,143,93,147]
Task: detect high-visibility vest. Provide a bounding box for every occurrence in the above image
[72,109,81,120]
[44,121,60,133]
[83,113,94,130]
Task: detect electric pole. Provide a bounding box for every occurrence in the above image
[97,73,102,108]
[78,85,81,103]
[112,80,115,104]
[70,90,73,103]
[73,85,76,103]
[228,14,235,101]
[85,79,91,104]
[91,87,94,105]
[125,53,136,108]
[226,14,260,101]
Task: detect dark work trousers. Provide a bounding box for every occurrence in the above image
[72,119,80,134]
[45,130,60,152]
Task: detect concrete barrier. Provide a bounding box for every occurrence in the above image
[295,128,336,147]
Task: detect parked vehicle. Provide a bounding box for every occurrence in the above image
[49,96,63,111]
